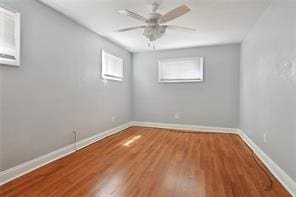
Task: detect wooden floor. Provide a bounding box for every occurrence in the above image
[0,127,290,197]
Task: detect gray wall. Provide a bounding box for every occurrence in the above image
[0,0,132,171]
[2,1,294,186]
[240,2,296,181]
[133,44,240,128]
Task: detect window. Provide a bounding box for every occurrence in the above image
[0,6,20,66]
[101,50,123,81]
[159,57,204,83]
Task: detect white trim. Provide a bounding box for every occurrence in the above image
[131,121,239,134]
[15,11,21,66]
[158,79,203,83]
[0,121,237,186]
[0,143,74,186]
[132,121,296,196]
[237,129,296,196]
[1,121,295,196]
[0,122,133,186]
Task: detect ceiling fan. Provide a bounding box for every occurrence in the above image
[116,3,196,42]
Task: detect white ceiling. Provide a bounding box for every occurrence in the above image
[40,0,270,52]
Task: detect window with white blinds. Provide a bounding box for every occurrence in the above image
[0,6,20,66]
[101,50,123,81]
[159,57,204,83]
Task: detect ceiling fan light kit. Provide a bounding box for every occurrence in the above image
[116,3,195,43]
[143,24,166,41]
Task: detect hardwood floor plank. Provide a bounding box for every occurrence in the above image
[0,126,291,196]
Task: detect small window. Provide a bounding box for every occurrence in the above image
[101,50,123,81]
[0,6,20,66]
[159,57,204,83]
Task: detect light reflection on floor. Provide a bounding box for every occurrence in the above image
[95,173,123,197]
[123,135,142,147]
[164,171,203,196]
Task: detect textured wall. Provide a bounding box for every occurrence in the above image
[240,2,296,181]
[133,44,240,128]
[0,0,132,171]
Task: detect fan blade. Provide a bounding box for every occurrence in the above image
[115,26,146,32]
[118,9,148,22]
[165,25,196,32]
[159,5,190,23]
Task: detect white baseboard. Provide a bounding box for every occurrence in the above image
[0,143,75,186]
[0,122,133,186]
[133,121,296,196]
[1,121,295,197]
[0,121,238,186]
[238,129,296,196]
[131,121,239,134]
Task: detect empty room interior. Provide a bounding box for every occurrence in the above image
[0,0,295,196]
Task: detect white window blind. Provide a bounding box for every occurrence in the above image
[159,57,204,82]
[0,6,20,66]
[102,50,123,81]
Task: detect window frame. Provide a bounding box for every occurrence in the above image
[101,50,123,82]
[0,6,21,67]
[158,57,204,83]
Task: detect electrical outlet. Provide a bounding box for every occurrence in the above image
[112,116,116,122]
[174,113,180,119]
[263,133,267,143]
